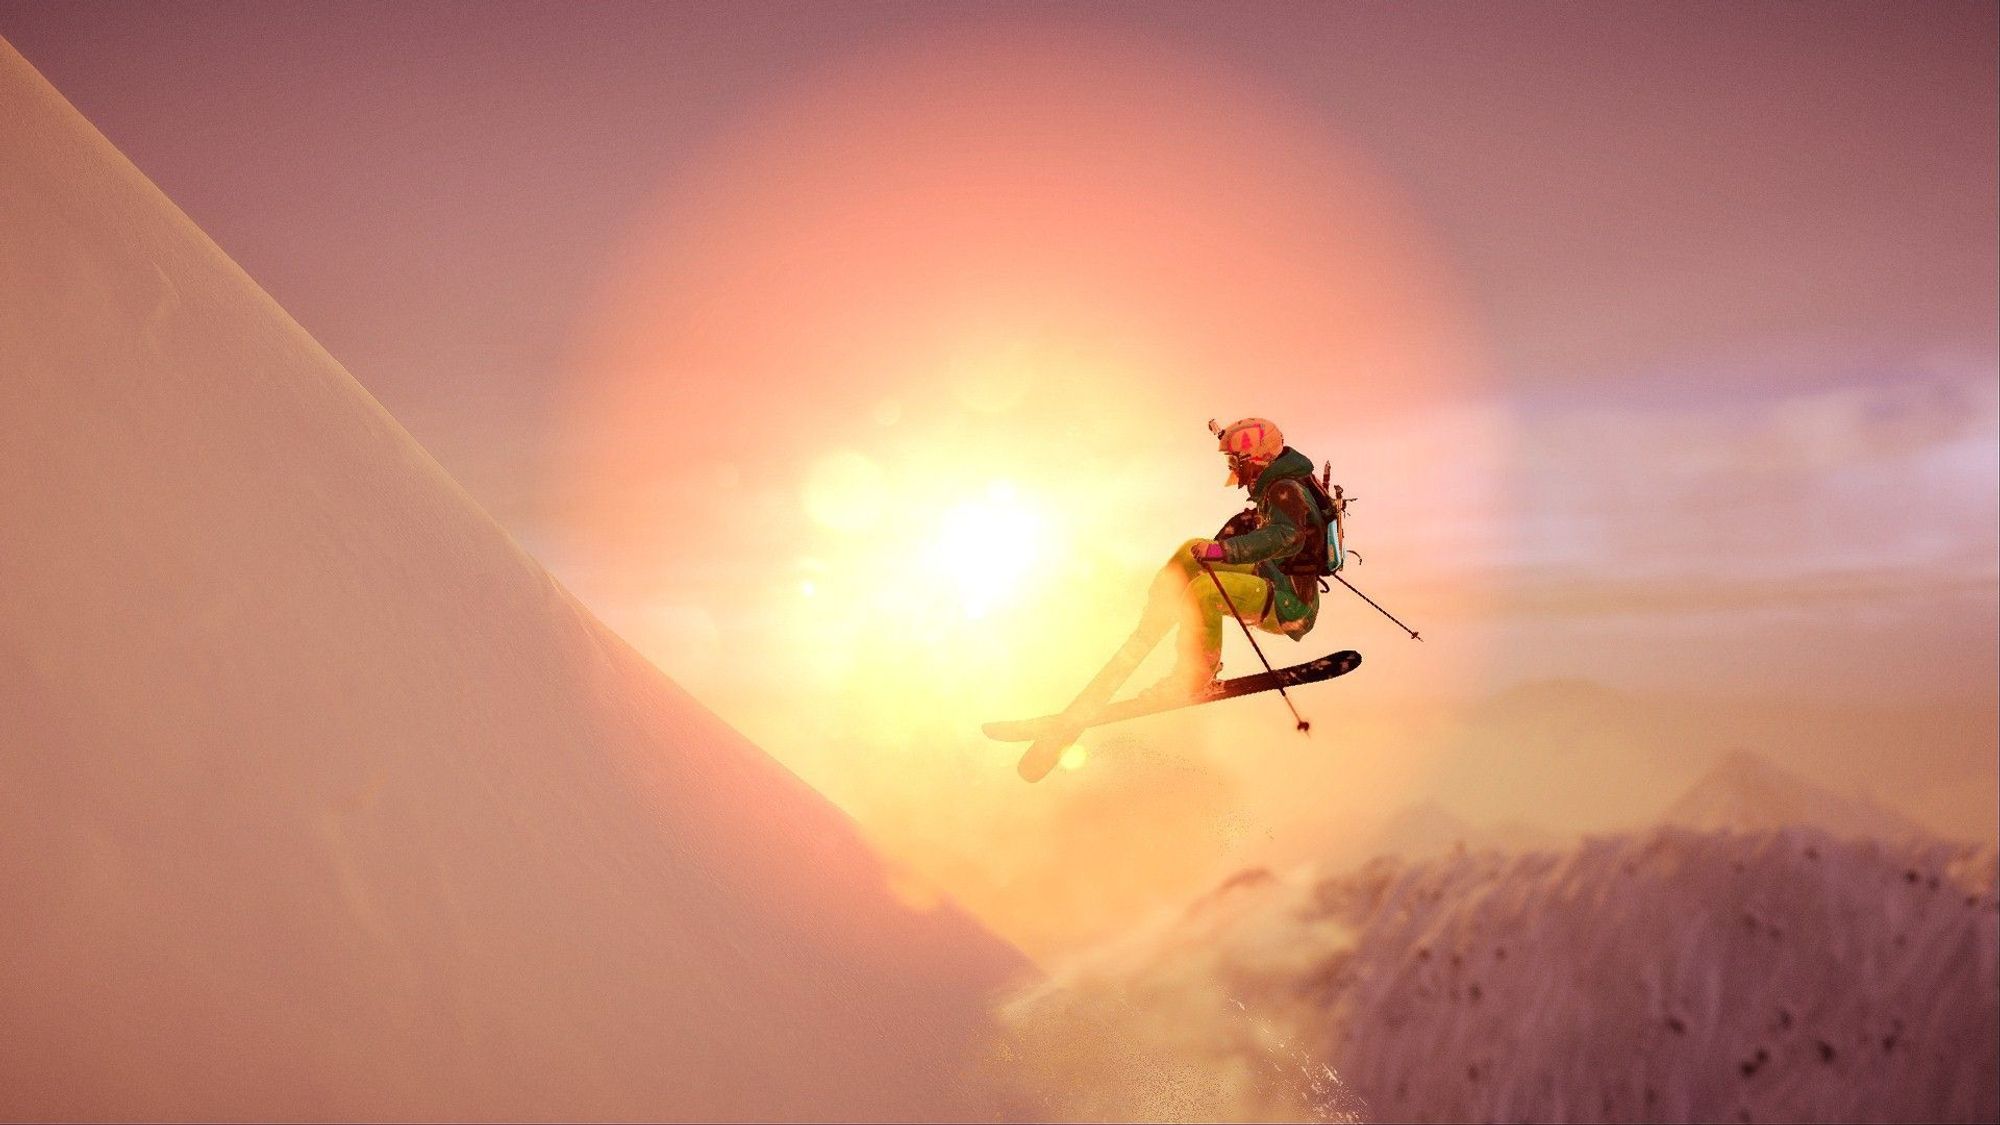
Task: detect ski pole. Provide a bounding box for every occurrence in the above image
[1198,557,1310,734]
[1332,573,1423,641]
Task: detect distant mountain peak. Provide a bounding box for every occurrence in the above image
[1663,747,1926,842]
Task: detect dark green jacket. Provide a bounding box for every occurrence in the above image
[1220,447,1323,631]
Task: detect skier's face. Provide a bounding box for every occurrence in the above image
[1223,452,1260,489]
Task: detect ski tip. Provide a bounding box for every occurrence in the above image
[1017,750,1058,783]
[1017,730,1082,782]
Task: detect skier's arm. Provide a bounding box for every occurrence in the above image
[1221,481,1314,565]
[1214,508,1259,540]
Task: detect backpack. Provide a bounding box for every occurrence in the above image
[1299,463,1351,576]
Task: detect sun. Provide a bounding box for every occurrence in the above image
[923,481,1044,620]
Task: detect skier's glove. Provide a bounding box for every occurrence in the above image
[1190,540,1227,563]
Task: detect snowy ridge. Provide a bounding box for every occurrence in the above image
[1006,827,1998,1122]
[0,36,1025,1121]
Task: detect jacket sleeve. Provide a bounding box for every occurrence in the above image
[1221,480,1314,565]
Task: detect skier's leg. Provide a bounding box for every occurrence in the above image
[1057,541,1252,708]
[1130,539,1256,655]
[1056,541,1261,709]
[1018,542,1262,780]
[1148,567,1270,697]
[1039,541,1224,726]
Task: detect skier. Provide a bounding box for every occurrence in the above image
[999,416,1417,780]
[1134,416,1328,700]
[999,416,1385,780]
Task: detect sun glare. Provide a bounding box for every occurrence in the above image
[926,484,1043,620]
[557,30,1496,960]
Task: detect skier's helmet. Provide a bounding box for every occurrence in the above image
[1211,417,1284,486]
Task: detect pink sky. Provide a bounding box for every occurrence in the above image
[7,0,1992,952]
[2,4,1993,849]
[12,3,1987,683]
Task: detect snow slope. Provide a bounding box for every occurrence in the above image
[0,37,1025,1121]
[1006,828,1998,1122]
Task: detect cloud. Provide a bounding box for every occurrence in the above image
[1500,352,1999,603]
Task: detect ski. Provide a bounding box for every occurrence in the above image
[994,650,1363,779]
[1005,626,1156,783]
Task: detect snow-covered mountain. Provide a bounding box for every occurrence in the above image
[0,37,1025,1121]
[1005,827,1999,1122]
[1663,748,1929,842]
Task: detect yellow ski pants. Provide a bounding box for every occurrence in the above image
[1135,538,1287,688]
